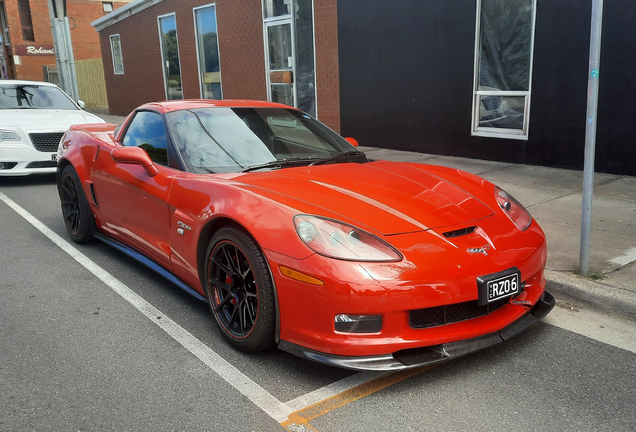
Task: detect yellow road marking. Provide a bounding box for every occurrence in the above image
[281,364,439,431]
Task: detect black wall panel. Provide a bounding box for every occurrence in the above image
[595,4,636,175]
[338,0,636,175]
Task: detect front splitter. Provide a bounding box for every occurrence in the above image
[278,291,555,371]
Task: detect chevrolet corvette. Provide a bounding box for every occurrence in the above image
[56,100,554,370]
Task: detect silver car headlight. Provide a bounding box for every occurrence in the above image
[294,215,402,262]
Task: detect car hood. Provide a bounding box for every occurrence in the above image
[0,109,104,130]
[236,160,494,235]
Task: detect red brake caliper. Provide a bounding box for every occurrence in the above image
[226,275,236,305]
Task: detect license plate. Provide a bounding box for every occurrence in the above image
[477,267,520,305]
[51,153,58,161]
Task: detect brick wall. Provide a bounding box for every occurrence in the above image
[216,0,267,100]
[100,0,268,115]
[99,2,166,115]
[3,0,43,80]
[69,0,129,61]
[99,0,340,132]
[3,0,128,81]
[314,0,340,132]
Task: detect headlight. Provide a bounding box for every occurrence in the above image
[294,215,402,262]
[0,130,21,142]
[495,187,532,231]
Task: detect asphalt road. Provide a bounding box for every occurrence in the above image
[1,174,635,432]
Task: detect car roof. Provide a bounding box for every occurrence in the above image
[137,99,297,114]
[0,80,59,87]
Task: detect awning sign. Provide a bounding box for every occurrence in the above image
[14,44,56,56]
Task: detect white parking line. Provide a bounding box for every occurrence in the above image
[0,192,292,422]
[285,371,385,412]
[544,303,636,354]
[609,246,636,267]
[0,191,387,424]
[7,189,633,428]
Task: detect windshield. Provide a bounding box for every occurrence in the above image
[165,107,361,173]
[0,84,79,110]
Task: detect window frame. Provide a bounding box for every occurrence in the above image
[193,3,223,99]
[470,0,538,140]
[109,34,124,75]
[157,12,184,100]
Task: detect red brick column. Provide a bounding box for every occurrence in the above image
[314,0,340,133]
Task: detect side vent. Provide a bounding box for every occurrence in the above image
[90,183,99,208]
[442,226,476,238]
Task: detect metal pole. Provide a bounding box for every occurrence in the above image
[580,0,604,276]
[47,0,79,102]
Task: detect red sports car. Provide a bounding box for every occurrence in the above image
[56,100,554,370]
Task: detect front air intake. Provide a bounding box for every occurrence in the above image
[409,297,510,329]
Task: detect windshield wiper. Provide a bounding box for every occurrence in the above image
[309,150,366,166]
[241,157,319,173]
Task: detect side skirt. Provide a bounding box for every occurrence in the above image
[94,231,207,303]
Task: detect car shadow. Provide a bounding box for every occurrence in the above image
[0,173,57,187]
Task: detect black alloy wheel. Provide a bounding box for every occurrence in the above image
[58,165,95,243]
[60,171,80,234]
[210,240,258,338]
[204,227,276,352]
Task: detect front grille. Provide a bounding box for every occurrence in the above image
[29,132,65,152]
[410,298,509,329]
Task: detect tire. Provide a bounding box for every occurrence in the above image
[203,226,276,353]
[58,165,95,243]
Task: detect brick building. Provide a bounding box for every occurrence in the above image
[93,0,340,131]
[0,0,131,81]
[93,0,636,176]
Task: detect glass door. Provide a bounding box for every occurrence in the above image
[194,4,222,99]
[265,20,295,108]
[158,13,183,100]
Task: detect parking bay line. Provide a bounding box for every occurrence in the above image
[0,192,299,421]
[14,190,633,429]
[609,246,636,267]
[281,306,636,430]
[282,365,438,431]
[543,302,636,354]
[0,191,407,426]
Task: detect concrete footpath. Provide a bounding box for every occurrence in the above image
[96,113,636,321]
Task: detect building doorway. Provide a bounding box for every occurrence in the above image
[263,0,316,117]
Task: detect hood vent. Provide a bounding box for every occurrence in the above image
[442,226,476,238]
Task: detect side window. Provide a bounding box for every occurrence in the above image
[110,34,124,75]
[122,111,168,166]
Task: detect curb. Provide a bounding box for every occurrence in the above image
[545,269,636,322]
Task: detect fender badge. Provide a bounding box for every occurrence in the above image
[467,245,490,256]
[177,221,192,231]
